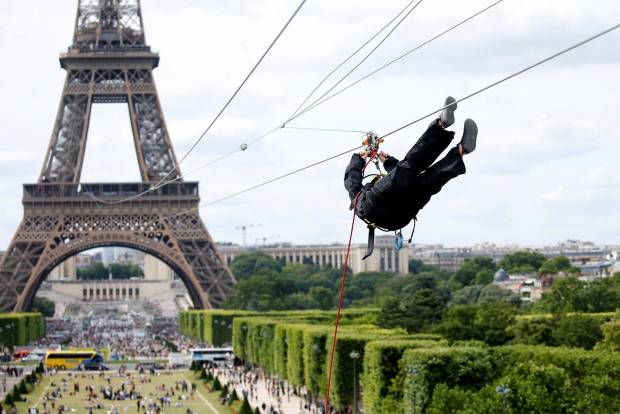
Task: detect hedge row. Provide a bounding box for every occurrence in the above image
[400,344,620,413]
[230,315,443,412]
[0,313,45,346]
[179,309,379,346]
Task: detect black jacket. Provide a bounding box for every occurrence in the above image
[344,154,421,231]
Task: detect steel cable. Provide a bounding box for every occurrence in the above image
[164,22,620,217]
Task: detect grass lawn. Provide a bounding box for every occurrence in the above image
[10,371,246,414]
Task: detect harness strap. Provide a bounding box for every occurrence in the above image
[362,225,375,260]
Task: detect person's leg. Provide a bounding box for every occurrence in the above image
[397,122,456,177]
[410,146,466,211]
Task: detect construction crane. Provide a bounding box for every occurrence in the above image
[236,223,261,247]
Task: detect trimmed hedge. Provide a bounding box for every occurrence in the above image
[492,345,620,380]
[285,325,306,387]
[324,329,412,412]
[0,313,45,346]
[244,318,277,373]
[180,308,379,345]
[362,339,445,414]
[303,325,332,398]
[400,344,620,414]
[402,347,494,414]
[274,325,288,379]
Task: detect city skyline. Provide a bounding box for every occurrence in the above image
[1,0,619,249]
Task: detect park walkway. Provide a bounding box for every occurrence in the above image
[217,367,324,414]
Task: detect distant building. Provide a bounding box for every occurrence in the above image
[74,254,92,269]
[218,235,412,274]
[411,243,513,272]
[39,253,180,305]
[493,269,551,302]
[540,240,615,276]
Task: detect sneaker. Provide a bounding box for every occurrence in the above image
[460,119,478,154]
[439,96,457,127]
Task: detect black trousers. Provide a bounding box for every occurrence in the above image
[393,122,466,207]
[361,122,466,230]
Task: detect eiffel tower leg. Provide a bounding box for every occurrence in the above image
[166,213,237,308]
[128,90,181,182]
[39,71,93,183]
[0,185,235,312]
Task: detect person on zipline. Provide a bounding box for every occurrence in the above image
[344,96,478,234]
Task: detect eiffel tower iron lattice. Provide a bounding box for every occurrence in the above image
[0,0,236,311]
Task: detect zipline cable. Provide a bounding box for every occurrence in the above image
[94,0,502,206]
[113,127,367,194]
[155,0,423,191]
[160,0,503,180]
[163,22,620,218]
[166,143,363,219]
[87,0,308,205]
[243,0,507,151]
[288,0,424,120]
[291,0,506,122]
[156,0,308,182]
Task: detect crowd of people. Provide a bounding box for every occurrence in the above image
[208,364,331,414]
[32,307,196,360]
[32,371,201,414]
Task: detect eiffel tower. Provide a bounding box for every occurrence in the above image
[0,0,236,311]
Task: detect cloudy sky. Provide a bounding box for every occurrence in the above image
[0,0,619,249]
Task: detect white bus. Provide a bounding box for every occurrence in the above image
[190,347,233,366]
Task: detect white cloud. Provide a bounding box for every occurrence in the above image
[0,0,619,249]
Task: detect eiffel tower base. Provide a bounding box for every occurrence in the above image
[0,182,235,311]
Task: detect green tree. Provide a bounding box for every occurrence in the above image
[474,302,516,345]
[536,277,587,312]
[308,287,333,310]
[212,377,222,391]
[477,284,520,306]
[11,386,22,402]
[18,380,28,395]
[499,251,546,273]
[539,259,559,275]
[4,390,13,406]
[435,303,515,345]
[401,289,446,333]
[450,285,483,305]
[499,362,574,413]
[239,397,253,414]
[510,318,553,345]
[451,257,497,287]
[550,315,603,349]
[377,297,407,329]
[230,252,283,280]
[31,297,55,317]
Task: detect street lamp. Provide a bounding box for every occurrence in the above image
[350,351,361,414]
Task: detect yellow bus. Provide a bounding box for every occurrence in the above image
[44,351,103,370]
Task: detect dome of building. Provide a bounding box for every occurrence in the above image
[493,268,509,282]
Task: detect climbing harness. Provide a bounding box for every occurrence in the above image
[355,132,418,259]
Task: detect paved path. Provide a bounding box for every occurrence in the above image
[0,366,36,400]
[218,369,322,414]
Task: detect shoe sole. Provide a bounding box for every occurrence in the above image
[440,96,457,127]
[461,119,478,154]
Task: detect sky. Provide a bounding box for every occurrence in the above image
[0,0,619,249]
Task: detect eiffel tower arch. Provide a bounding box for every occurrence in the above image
[0,0,236,311]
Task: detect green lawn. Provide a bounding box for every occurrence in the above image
[11,371,244,414]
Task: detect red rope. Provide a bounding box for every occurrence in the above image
[325,151,375,413]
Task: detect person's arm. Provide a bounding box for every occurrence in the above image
[344,153,365,201]
[380,152,399,173]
